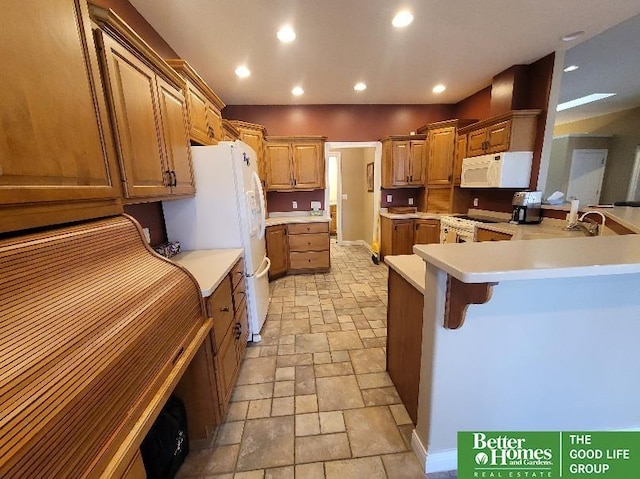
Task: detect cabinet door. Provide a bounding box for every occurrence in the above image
[0,0,118,205]
[101,35,169,198]
[156,76,195,196]
[453,134,468,185]
[391,141,410,186]
[409,140,426,185]
[467,128,487,157]
[214,324,240,410]
[486,120,512,153]
[476,227,512,242]
[293,142,324,189]
[266,225,289,280]
[186,81,211,144]
[235,303,249,361]
[391,220,414,255]
[206,105,223,143]
[266,144,293,190]
[414,220,440,245]
[427,128,455,185]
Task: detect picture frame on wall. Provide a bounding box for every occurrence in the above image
[366,162,374,192]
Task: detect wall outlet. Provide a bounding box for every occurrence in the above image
[342,194,348,200]
[310,201,321,210]
[387,194,393,203]
[142,227,151,244]
[473,198,479,207]
[292,201,298,209]
[408,198,414,205]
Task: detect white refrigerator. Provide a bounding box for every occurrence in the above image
[162,141,271,342]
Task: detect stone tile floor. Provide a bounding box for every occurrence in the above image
[177,242,457,479]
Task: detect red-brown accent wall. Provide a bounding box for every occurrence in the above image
[123,203,168,246]
[266,190,325,213]
[92,0,179,59]
[380,188,423,207]
[222,104,456,141]
[454,86,492,121]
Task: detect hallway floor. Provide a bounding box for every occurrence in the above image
[177,243,456,479]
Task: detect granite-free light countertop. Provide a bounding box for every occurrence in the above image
[171,249,243,297]
[266,215,330,227]
[413,235,640,284]
[384,254,425,293]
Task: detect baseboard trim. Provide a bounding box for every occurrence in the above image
[411,429,427,474]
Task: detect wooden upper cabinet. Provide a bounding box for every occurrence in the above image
[459,110,540,158]
[229,121,268,185]
[91,6,194,201]
[166,60,226,146]
[381,135,426,188]
[222,120,241,141]
[266,143,294,190]
[265,136,326,191]
[0,0,121,232]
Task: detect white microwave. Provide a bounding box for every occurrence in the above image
[460,151,533,188]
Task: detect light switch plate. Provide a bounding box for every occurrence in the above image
[342,194,348,200]
[142,227,151,243]
[408,198,414,205]
[387,194,392,203]
[292,201,298,209]
[473,198,479,207]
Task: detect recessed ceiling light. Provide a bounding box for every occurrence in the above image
[432,84,446,93]
[392,11,413,28]
[562,30,585,42]
[563,65,579,72]
[556,93,616,112]
[277,26,296,43]
[292,86,304,96]
[354,82,367,91]
[235,66,251,78]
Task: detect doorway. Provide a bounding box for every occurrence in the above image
[627,145,640,201]
[324,142,382,250]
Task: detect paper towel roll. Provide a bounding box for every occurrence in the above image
[568,199,579,225]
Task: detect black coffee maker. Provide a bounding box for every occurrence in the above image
[511,191,542,224]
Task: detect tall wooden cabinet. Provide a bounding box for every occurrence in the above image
[265,136,327,191]
[91,5,194,201]
[381,135,426,188]
[0,0,122,233]
[166,59,226,146]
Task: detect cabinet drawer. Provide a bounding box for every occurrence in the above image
[230,258,244,290]
[289,251,330,270]
[233,277,246,314]
[288,233,329,252]
[207,278,234,353]
[288,222,329,235]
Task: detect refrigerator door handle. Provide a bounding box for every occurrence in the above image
[253,171,267,240]
[255,256,271,279]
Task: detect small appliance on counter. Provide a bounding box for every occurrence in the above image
[511,191,542,224]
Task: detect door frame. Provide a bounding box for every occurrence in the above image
[627,145,640,201]
[324,141,382,247]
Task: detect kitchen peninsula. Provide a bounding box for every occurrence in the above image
[408,229,640,473]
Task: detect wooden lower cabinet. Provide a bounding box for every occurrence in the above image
[266,222,331,279]
[476,227,513,242]
[386,268,425,425]
[380,216,440,260]
[266,224,289,280]
[121,450,147,479]
[174,258,247,446]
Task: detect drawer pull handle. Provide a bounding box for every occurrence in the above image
[172,346,185,365]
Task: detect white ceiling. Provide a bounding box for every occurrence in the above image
[129,0,640,106]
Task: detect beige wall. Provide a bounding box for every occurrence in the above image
[554,106,640,203]
[335,148,376,243]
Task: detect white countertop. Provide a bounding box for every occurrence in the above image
[414,235,640,283]
[171,249,243,297]
[475,218,591,240]
[385,254,425,293]
[598,206,640,234]
[266,215,330,226]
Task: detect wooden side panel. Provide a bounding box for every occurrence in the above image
[186,81,210,144]
[0,215,207,478]
[386,268,424,424]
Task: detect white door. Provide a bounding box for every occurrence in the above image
[566,149,608,206]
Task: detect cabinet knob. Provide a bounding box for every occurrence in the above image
[220,306,230,312]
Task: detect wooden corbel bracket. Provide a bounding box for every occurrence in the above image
[444,275,496,329]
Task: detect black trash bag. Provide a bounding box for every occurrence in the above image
[140,395,189,479]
